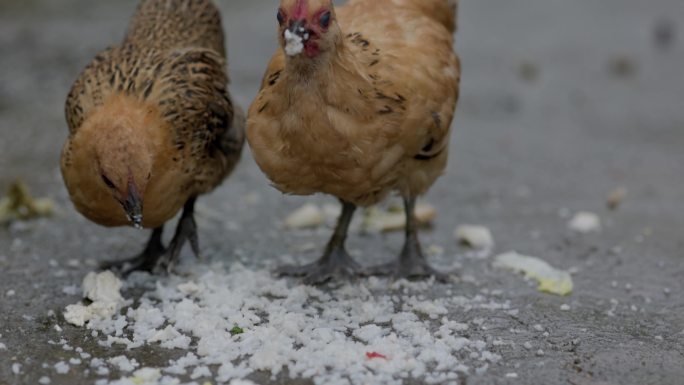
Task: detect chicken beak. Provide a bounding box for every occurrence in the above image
[122,184,143,229]
[284,19,310,57]
[287,19,310,42]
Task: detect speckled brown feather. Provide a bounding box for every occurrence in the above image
[63,0,244,228]
[247,0,460,206]
[124,0,226,56]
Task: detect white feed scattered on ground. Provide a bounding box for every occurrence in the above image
[64,271,127,327]
[64,263,515,385]
[54,361,69,374]
[568,212,601,233]
[362,203,436,232]
[109,356,139,372]
[493,251,574,296]
[283,203,326,229]
[454,225,494,250]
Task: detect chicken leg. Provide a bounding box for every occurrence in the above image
[103,197,201,275]
[156,197,200,273]
[276,200,363,285]
[366,197,451,281]
[100,226,166,275]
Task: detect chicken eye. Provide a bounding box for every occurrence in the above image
[319,11,331,28]
[277,9,285,26]
[101,174,115,189]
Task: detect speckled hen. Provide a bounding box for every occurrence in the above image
[62,0,244,273]
[247,0,461,283]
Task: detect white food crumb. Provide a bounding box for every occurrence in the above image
[455,225,494,249]
[283,203,326,229]
[54,361,69,374]
[560,304,571,311]
[64,271,125,327]
[505,372,518,378]
[83,271,124,303]
[96,366,110,376]
[177,281,201,295]
[363,203,436,232]
[38,376,51,384]
[536,349,545,356]
[109,356,139,372]
[133,367,161,383]
[568,212,601,233]
[353,324,388,343]
[284,29,304,56]
[190,365,212,379]
[147,326,191,350]
[6,290,15,297]
[0,342,6,350]
[12,363,21,375]
[494,252,573,296]
[229,380,258,385]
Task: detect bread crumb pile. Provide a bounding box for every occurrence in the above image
[65,264,510,385]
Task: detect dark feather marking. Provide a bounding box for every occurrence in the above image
[378,106,393,114]
[431,111,442,128]
[415,145,445,161]
[267,70,282,86]
[142,80,155,99]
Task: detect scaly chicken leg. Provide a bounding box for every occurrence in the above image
[101,197,201,275]
[277,200,363,284]
[156,197,200,273]
[101,226,165,275]
[366,197,450,280]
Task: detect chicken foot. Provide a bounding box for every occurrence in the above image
[365,197,453,281]
[100,226,166,275]
[156,197,200,274]
[276,200,364,285]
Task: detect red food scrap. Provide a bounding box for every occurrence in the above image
[366,352,388,360]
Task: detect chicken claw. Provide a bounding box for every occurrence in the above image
[156,198,201,274]
[276,201,364,285]
[100,227,166,276]
[365,197,455,282]
[276,248,364,285]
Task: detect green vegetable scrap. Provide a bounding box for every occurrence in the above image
[230,326,244,336]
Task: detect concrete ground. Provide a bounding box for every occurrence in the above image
[1,0,683,384]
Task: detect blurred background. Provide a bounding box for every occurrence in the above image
[1,0,682,220]
[0,0,683,383]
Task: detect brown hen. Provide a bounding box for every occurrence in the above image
[247,0,460,283]
[62,0,244,274]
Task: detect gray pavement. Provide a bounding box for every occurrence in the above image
[1,0,683,384]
